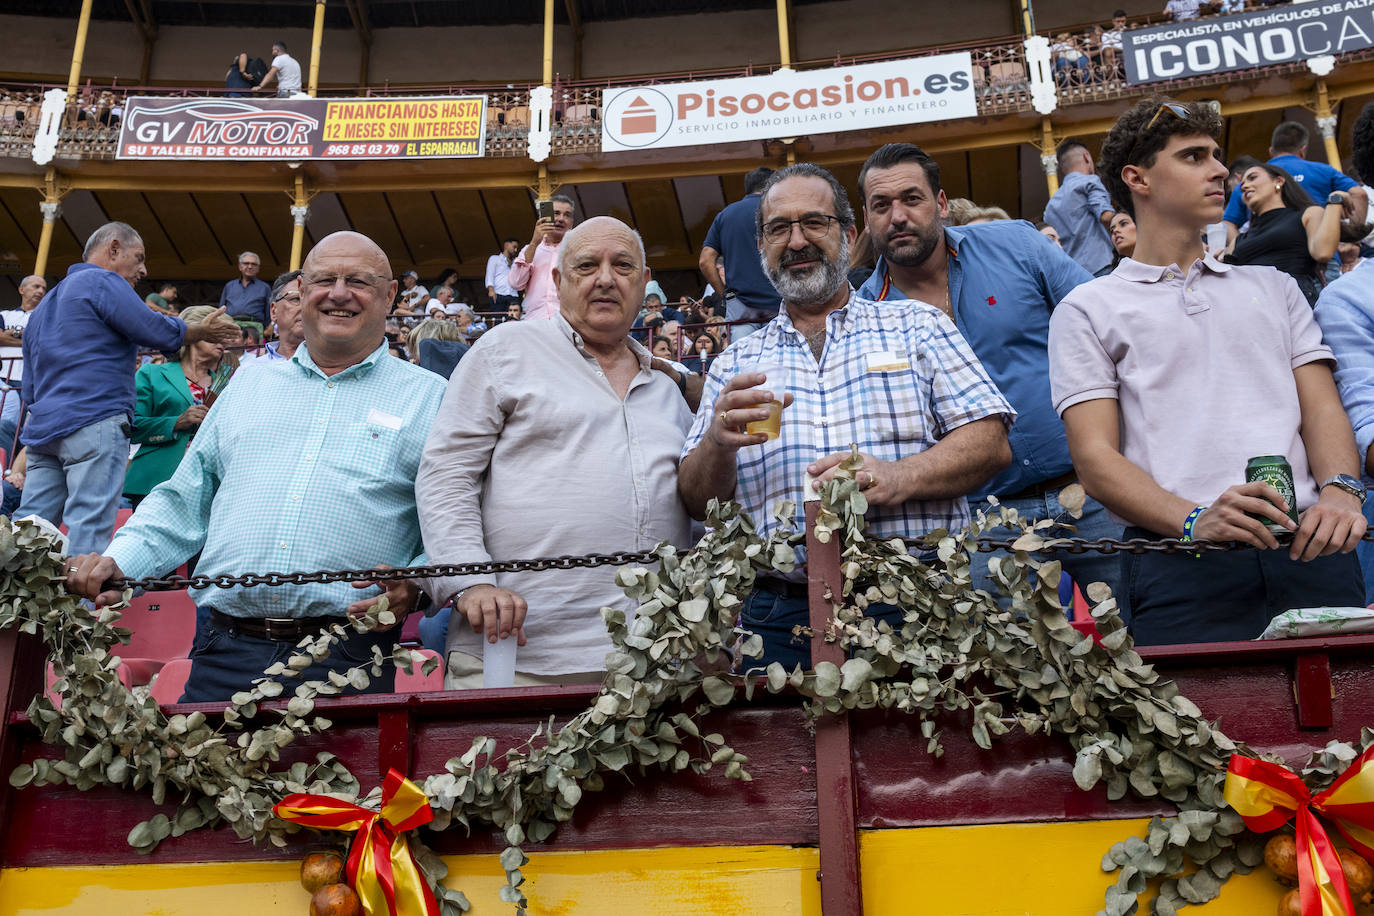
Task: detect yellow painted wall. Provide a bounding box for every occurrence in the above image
[0,820,1292,916]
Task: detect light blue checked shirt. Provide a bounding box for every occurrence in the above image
[682,292,1015,569]
[1315,259,1374,482]
[106,340,447,619]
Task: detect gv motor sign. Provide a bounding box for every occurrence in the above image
[601,54,978,153]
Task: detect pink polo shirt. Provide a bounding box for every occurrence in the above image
[508,238,562,321]
[1049,255,1334,524]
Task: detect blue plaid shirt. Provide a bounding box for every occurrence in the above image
[682,292,1014,564]
[106,340,447,619]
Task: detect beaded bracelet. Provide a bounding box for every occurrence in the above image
[1181,504,1207,549]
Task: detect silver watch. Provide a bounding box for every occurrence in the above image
[1321,473,1367,504]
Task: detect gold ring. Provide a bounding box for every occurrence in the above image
[718,411,728,424]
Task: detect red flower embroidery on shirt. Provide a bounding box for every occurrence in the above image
[986,296,997,306]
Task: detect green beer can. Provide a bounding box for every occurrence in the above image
[1245,455,1301,533]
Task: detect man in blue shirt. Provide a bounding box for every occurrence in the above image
[1313,101,1374,601]
[700,167,782,337]
[1043,139,1117,275]
[19,221,240,557]
[855,143,1125,614]
[1222,121,1367,249]
[218,250,271,327]
[67,231,447,702]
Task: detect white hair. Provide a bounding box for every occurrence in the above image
[556,216,646,276]
[83,222,142,261]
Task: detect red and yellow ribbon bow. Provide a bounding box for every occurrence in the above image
[274,768,440,916]
[1225,748,1374,916]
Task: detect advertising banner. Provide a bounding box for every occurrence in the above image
[1123,0,1374,84]
[600,54,977,153]
[115,96,486,160]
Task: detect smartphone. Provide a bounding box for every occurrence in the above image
[537,200,554,221]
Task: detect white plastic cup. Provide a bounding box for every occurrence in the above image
[482,635,517,688]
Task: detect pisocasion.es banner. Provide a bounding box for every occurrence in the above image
[600,54,977,153]
[1123,0,1374,85]
[115,96,486,160]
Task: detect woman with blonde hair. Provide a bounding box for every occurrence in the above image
[123,306,229,507]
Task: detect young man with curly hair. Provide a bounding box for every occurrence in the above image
[1314,101,1374,602]
[1048,97,1366,645]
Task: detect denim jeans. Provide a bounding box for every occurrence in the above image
[1124,526,1363,645]
[739,586,903,671]
[17,414,130,557]
[724,299,777,341]
[0,383,21,462]
[181,607,398,703]
[1356,497,1374,605]
[970,489,1129,623]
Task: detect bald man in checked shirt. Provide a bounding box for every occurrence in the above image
[66,231,447,702]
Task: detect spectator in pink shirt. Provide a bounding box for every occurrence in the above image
[510,195,576,320]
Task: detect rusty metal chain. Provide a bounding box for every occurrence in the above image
[110,531,1374,592]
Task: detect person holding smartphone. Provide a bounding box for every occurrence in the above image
[510,195,576,321]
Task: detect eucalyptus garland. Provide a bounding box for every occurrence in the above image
[0,453,1352,915]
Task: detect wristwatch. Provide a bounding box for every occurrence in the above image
[1328,192,1347,206]
[1321,473,1367,504]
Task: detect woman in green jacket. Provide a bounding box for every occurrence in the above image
[123,306,230,506]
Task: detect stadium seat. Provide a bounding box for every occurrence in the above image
[46,660,133,709]
[113,587,197,685]
[394,648,444,692]
[149,657,192,705]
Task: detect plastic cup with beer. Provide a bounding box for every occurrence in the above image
[744,364,788,440]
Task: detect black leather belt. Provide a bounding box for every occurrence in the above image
[209,608,348,641]
[754,577,810,599]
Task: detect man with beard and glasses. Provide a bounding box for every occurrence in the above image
[854,143,1124,616]
[678,163,1015,669]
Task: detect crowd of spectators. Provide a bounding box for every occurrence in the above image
[12,91,1374,703]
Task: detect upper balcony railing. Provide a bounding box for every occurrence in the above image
[1,10,1369,165]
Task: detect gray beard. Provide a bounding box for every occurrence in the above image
[762,235,852,309]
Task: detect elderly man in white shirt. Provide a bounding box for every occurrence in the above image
[416,216,692,689]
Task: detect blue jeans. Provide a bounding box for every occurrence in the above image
[1124,526,1363,645]
[739,586,902,670]
[1356,497,1374,605]
[724,298,777,341]
[181,607,398,703]
[969,489,1129,623]
[17,415,129,557]
[0,383,21,462]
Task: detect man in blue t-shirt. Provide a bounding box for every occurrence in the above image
[1222,120,1367,248]
[700,167,782,338]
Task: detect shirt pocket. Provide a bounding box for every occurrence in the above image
[857,353,931,449]
[344,416,406,487]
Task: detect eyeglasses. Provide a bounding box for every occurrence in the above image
[272,291,302,304]
[1145,101,1191,130]
[762,214,843,245]
[301,272,392,292]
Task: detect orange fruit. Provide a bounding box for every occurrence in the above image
[300,851,346,894]
[309,883,361,916]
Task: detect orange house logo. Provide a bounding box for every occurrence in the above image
[603,87,674,150]
[620,96,658,134]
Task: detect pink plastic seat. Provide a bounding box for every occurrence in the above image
[46,661,133,709]
[149,657,193,705]
[394,649,444,692]
[113,587,197,685]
